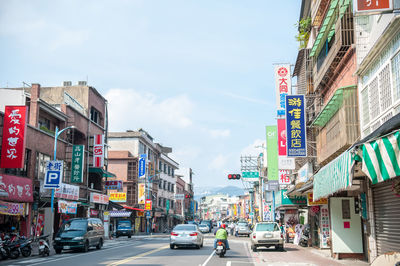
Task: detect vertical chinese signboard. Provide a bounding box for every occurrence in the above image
[145,199,152,210]
[285,95,307,157]
[275,65,292,116]
[277,119,287,156]
[1,106,27,168]
[138,183,145,204]
[278,170,291,185]
[93,135,104,168]
[266,126,278,180]
[320,205,330,248]
[71,145,84,183]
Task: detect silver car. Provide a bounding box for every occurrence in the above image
[236,222,252,237]
[170,224,204,249]
[198,224,209,233]
[250,222,284,251]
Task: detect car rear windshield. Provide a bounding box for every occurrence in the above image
[174,225,196,231]
[238,223,248,227]
[118,221,131,228]
[61,220,87,231]
[199,224,207,227]
[256,223,279,232]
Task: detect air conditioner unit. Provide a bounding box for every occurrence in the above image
[78,81,87,86]
[63,81,72,86]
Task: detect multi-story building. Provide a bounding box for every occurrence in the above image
[0,82,110,239]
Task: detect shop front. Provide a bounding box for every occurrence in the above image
[90,192,109,223]
[0,174,33,237]
[307,193,329,249]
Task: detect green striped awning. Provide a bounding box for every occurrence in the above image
[361,131,400,184]
[313,150,355,201]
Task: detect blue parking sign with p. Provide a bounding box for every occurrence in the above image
[44,160,63,189]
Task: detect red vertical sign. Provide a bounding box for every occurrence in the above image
[277,119,287,156]
[93,134,104,168]
[1,106,27,168]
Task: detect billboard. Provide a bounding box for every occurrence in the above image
[275,65,292,116]
[285,95,307,157]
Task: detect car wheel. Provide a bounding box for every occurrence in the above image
[55,249,62,254]
[128,235,132,238]
[170,244,175,249]
[96,238,103,250]
[200,241,203,248]
[83,241,89,252]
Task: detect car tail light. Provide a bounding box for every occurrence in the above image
[171,232,179,236]
[281,233,284,238]
[252,234,256,239]
[39,240,44,245]
[189,232,198,236]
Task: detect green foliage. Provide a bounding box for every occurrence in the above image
[40,125,55,135]
[295,17,312,49]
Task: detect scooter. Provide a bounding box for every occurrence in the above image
[18,237,32,257]
[215,240,226,258]
[2,235,20,259]
[299,226,310,247]
[38,235,50,257]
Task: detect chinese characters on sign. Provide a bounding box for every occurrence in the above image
[355,0,392,13]
[0,106,27,169]
[307,193,328,206]
[90,192,109,204]
[275,65,292,116]
[55,183,79,200]
[145,199,152,210]
[93,135,104,168]
[0,200,25,216]
[277,119,287,156]
[320,205,330,248]
[71,145,84,183]
[58,200,77,214]
[109,192,126,202]
[138,154,146,179]
[44,160,63,189]
[285,95,307,157]
[278,170,291,185]
[0,174,33,202]
[105,180,123,190]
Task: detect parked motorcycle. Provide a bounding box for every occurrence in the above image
[38,235,50,257]
[299,226,310,247]
[215,240,226,258]
[1,235,20,259]
[18,237,32,257]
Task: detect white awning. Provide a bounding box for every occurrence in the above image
[109,211,132,217]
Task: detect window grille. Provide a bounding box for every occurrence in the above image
[379,64,392,112]
[392,51,400,101]
[361,87,369,125]
[369,77,380,119]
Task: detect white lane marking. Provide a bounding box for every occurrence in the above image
[227,261,232,266]
[201,250,216,266]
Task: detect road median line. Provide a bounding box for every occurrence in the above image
[106,245,169,266]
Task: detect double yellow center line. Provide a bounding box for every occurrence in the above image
[106,245,169,266]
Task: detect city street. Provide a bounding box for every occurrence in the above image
[0,234,368,266]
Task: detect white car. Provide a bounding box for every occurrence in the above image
[198,224,209,233]
[170,224,204,249]
[250,222,284,251]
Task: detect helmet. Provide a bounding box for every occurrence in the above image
[221,224,226,229]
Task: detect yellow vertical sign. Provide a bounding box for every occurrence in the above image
[138,183,145,204]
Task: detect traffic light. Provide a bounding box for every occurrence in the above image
[185,194,192,198]
[228,174,241,180]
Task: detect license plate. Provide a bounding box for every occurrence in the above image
[64,246,70,250]
[181,233,186,237]
[264,234,272,238]
[217,246,223,250]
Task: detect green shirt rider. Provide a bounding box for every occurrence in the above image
[214,224,230,250]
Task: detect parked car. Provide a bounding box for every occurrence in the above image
[200,220,212,232]
[116,220,133,238]
[53,218,104,254]
[236,222,251,237]
[250,222,284,251]
[198,224,209,233]
[170,224,203,249]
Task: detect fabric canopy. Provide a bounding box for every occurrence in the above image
[362,131,400,184]
[313,150,354,200]
[109,211,132,218]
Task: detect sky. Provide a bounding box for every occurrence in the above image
[0,0,301,188]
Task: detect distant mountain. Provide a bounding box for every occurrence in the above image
[194,185,245,200]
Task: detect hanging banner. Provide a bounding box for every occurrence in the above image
[109,192,126,202]
[58,200,77,214]
[285,95,307,157]
[55,183,80,200]
[145,199,152,210]
[0,200,25,216]
[320,205,330,248]
[138,183,145,204]
[266,126,279,180]
[279,156,295,170]
[1,106,27,169]
[0,174,33,202]
[277,119,287,156]
[90,192,109,204]
[93,135,104,168]
[71,145,84,183]
[275,65,292,116]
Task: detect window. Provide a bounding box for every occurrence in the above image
[171,184,174,193]
[167,182,171,191]
[361,87,369,126]
[159,161,162,171]
[171,200,174,209]
[172,169,174,177]
[38,117,50,131]
[168,166,171,176]
[127,161,137,181]
[392,51,400,101]
[36,152,51,179]
[139,142,146,155]
[379,64,392,112]
[163,180,167,190]
[148,148,151,161]
[369,77,380,119]
[90,107,101,124]
[159,179,162,189]
[5,149,31,177]
[164,163,167,173]
[158,197,162,207]
[163,198,166,207]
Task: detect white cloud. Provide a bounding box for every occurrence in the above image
[208,129,231,138]
[208,154,229,171]
[241,139,266,157]
[106,88,194,130]
[221,92,274,106]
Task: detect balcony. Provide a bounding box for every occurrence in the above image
[314,86,359,165]
[311,1,354,92]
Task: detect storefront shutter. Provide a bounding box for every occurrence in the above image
[372,178,400,256]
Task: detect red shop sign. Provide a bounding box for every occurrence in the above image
[277,119,287,156]
[0,174,33,202]
[1,106,27,169]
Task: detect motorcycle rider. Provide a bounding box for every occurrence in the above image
[214,224,230,250]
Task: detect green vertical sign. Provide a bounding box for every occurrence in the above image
[166,199,170,214]
[71,145,84,183]
[266,126,278,180]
